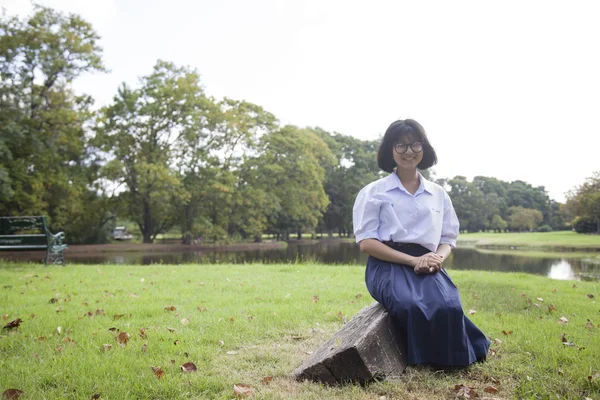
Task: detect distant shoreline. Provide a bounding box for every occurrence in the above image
[457,231,600,252]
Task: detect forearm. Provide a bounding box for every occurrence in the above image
[358,239,417,267]
[436,243,452,259]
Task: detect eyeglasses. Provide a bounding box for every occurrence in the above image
[394,142,423,154]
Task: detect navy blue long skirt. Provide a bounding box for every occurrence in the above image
[365,243,490,366]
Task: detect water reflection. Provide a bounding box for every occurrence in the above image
[548,260,576,280]
[2,240,599,281]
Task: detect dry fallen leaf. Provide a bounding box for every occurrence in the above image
[113,314,125,320]
[197,306,207,312]
[102,344,112,352]
[116,332,130,347]
[233,383,252,398]
[262,376,273,385]
[536,297,544,302]
[468,309,477,315]
[552,288,558,293]
[180,318,190,326]
[90,393,101,399]
[164,306,176,311]
[454,384,478,399]
[180,362,197,373]
[493,338,502,345]
[141,344,147,353]
[2,389,25,399]
[502,330,513,336]
[548,304,557,312]
[585,320,594,330]
[587,294,595,299]
[226,351,238,355]
[218,340,225,346]
[312,295,319,303]
[139,328,147,339]
[337,311,343,320]
[483,386,498,393]
[355,293,362,299]
[166,327,176,333]
[558,316,569,324]
[2,318,22,330]
[2,314,8,320]
[151,366,165,379]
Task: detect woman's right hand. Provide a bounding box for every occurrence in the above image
[413,252,443,274]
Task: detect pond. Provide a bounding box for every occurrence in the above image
[4,240,598,281]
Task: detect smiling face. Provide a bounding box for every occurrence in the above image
[392,133,424,171]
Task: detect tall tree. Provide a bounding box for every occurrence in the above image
[256,126,335,240]
[95,61,212,243]
[566,172,600,233]
[0,5,109,241]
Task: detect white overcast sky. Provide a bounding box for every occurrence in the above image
[3,0,599,202]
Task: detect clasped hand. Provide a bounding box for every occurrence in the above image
[413,252,443,274]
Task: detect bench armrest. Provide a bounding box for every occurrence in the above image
[48,231,66,246]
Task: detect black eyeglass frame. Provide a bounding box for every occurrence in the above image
[393,142,424,154]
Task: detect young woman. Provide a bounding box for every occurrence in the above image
[352,119,489,367]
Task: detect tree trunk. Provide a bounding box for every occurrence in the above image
[297,228,302,240]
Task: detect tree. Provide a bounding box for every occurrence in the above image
[490,214,508,232]
[507,206,543,232]
[95,61,212,243]
[566,172,600,233]
[0,5,110,242]
[445,176,487,232]
[313,129,380,237]
[256,126,335,240]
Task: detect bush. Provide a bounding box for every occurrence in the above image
[537,224,553,232]
[572,216,597,233]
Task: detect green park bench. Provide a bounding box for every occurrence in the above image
[0,216,67,266]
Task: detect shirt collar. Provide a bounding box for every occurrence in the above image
[383,171,434,195]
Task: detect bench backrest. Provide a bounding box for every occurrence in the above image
[0,216,49,247]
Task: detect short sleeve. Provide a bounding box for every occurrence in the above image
[440,191,460,248]
[352,189,382,243]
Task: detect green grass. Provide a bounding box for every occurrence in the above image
[458,231,600,250]
[1,263,599,399]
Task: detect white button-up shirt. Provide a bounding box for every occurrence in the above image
[352,172,460,252]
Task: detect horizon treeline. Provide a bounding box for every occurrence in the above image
[1,6,598,244]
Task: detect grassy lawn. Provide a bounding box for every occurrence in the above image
[1,263,599,399]
[458,231,600,250]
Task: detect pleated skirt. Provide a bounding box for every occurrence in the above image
[365,243,490,366]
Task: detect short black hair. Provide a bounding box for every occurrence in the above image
[377,119,438,173]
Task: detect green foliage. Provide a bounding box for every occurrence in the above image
[443,176,556,232]
[0,5,111,243]
[490,214,508,232]
[94,61,211,243]
[536,224,553,232]
[507,206,543,232]
[313,128,380,237]
[572,216,597,234]
[567,172,600,233]
[255,126,336,239]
